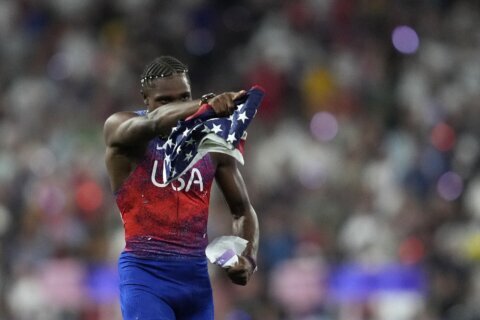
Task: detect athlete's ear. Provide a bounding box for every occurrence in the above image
[141,89,148,106]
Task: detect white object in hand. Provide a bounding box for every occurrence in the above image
[205,236,248,268]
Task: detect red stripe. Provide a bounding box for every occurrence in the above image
[186,103,212,121]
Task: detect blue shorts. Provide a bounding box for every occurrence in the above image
[118,251,214,320]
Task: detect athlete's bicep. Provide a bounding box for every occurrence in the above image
[213,153,252,217]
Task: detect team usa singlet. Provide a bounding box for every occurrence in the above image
[116,111,216,320]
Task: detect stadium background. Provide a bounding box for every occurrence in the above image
[1,0,480,319]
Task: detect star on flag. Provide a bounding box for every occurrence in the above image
[160,85,265,183]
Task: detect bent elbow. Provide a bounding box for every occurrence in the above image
[231,204,254,219]
[151,109,175,136]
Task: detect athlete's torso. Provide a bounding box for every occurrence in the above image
[115,114,216,257]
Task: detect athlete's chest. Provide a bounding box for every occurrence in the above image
[139,137,216,193]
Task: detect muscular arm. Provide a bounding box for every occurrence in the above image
[104,90,246,148]
[212,153,259,285]
[104,100,202,149]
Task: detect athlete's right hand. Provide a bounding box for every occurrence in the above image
[209,91,246,117]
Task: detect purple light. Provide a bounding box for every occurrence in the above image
[310,112,338,142]
[298,166,326,190]
[47,53,71,80]
[437,171,463,201]
[85,265,119,303]
[392,26,419,54]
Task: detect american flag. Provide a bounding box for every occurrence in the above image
[161,85,265,183]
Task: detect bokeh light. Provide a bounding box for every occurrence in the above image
[0,205,11,236]
[465,234,480,260]
[85,265,119,303]
[392,26,420,54]
[431,122,456,152]
[75,180,104,213]
[298,166,327,190]
[225,310,253,320]
[437,171,463,201]
[46,53,71,81]
[310,112,338,142]
[28,147,57,177]
[398,237,425,264]
[420,147,447,179]
[37,184,67,216]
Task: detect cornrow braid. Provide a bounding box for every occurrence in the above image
[140,56,189,88]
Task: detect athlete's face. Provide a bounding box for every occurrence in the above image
[143,73,192,112]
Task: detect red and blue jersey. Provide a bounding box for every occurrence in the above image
[115,115,216,257]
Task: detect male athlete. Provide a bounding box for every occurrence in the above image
[103,56,259,319]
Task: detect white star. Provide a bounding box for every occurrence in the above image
[165,139,174,148]
[186,138,195,145]
[172,126,178,132]
[176,145,182,153]
[211,124,222,134]
[237,111,249,123]
[182,128,190,137]
[185,151,193,161]
[172,168,177,176]
[228,114,235,121]
[165,155,171,163]
[227,133,237,143]
[201,125,210,133]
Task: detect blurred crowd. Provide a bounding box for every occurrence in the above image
[1,0,480,319]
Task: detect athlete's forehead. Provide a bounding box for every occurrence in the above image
[145,73,191,97]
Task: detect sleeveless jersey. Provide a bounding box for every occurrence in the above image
[115,111,216,257]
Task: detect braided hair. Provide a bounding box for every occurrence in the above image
[140,56,189,90]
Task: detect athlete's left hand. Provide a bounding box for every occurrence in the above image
[225,256,255,286]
